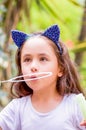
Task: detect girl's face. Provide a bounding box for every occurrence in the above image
[21,36,62,91]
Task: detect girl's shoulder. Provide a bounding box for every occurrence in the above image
[63,93,84,114]
[11,95,31,107]
[64,93,76,101]
[13,95,30,101]
[0,95,31,113]
[0,96,31,130]
[63,93,80,106]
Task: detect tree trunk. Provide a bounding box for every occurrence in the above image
[75,0,86,66]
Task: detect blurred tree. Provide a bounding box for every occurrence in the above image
[0,0,30,81]
[0,0,31,106]
[75,0,86,66]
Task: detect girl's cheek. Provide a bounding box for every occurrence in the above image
[21,65,28,74]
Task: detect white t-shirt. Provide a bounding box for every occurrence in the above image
[0,94,86,130]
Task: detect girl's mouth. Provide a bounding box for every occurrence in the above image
[25,72,52,81]
[28,73,44,80]
[29,75,37,79]
[22,72,52,81]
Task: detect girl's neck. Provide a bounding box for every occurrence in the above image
[31,87,63,113]
[32,89,60,102]
[32,83,60,101]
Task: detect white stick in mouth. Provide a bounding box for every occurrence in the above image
[0,72,52,84]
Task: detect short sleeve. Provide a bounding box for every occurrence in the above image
[74,95,86,130]
[0,99,20,130]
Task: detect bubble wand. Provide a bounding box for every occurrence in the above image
[0,72,52,86]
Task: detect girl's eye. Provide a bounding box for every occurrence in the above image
[40,57,48,61]
[24,58,31,62]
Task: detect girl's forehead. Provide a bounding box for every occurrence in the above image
[25,36,48,44]
[21,36,55,55]
[23,36,52,49]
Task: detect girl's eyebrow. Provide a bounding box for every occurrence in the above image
[22,54,31,57]
[22,53,50,57]
[38,53,50,56]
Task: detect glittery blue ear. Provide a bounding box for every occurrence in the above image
[42,25,63,54]
[11,25,63,54]
[11,30,29,48]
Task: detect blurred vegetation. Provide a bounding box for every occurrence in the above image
[0,0,86,108]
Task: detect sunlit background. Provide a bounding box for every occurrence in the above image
[0,0,86,110]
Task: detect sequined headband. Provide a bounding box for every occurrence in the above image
[11,25,63,54]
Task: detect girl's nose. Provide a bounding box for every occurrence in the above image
[31,67,37,72]
[30,61,38,72]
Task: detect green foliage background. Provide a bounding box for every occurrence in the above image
[17,0,83,41]
[0,0,86,107]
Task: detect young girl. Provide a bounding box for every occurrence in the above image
[0,24,86,130]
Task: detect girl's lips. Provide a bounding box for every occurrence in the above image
[29,75,37,79]
[29,75,37,80]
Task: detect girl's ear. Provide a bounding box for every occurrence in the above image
[58,72,63,77]
[58,68,63,77]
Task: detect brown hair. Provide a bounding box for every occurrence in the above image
[11,36,84,98]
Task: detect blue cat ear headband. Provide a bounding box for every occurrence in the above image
[11,25,63,54]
